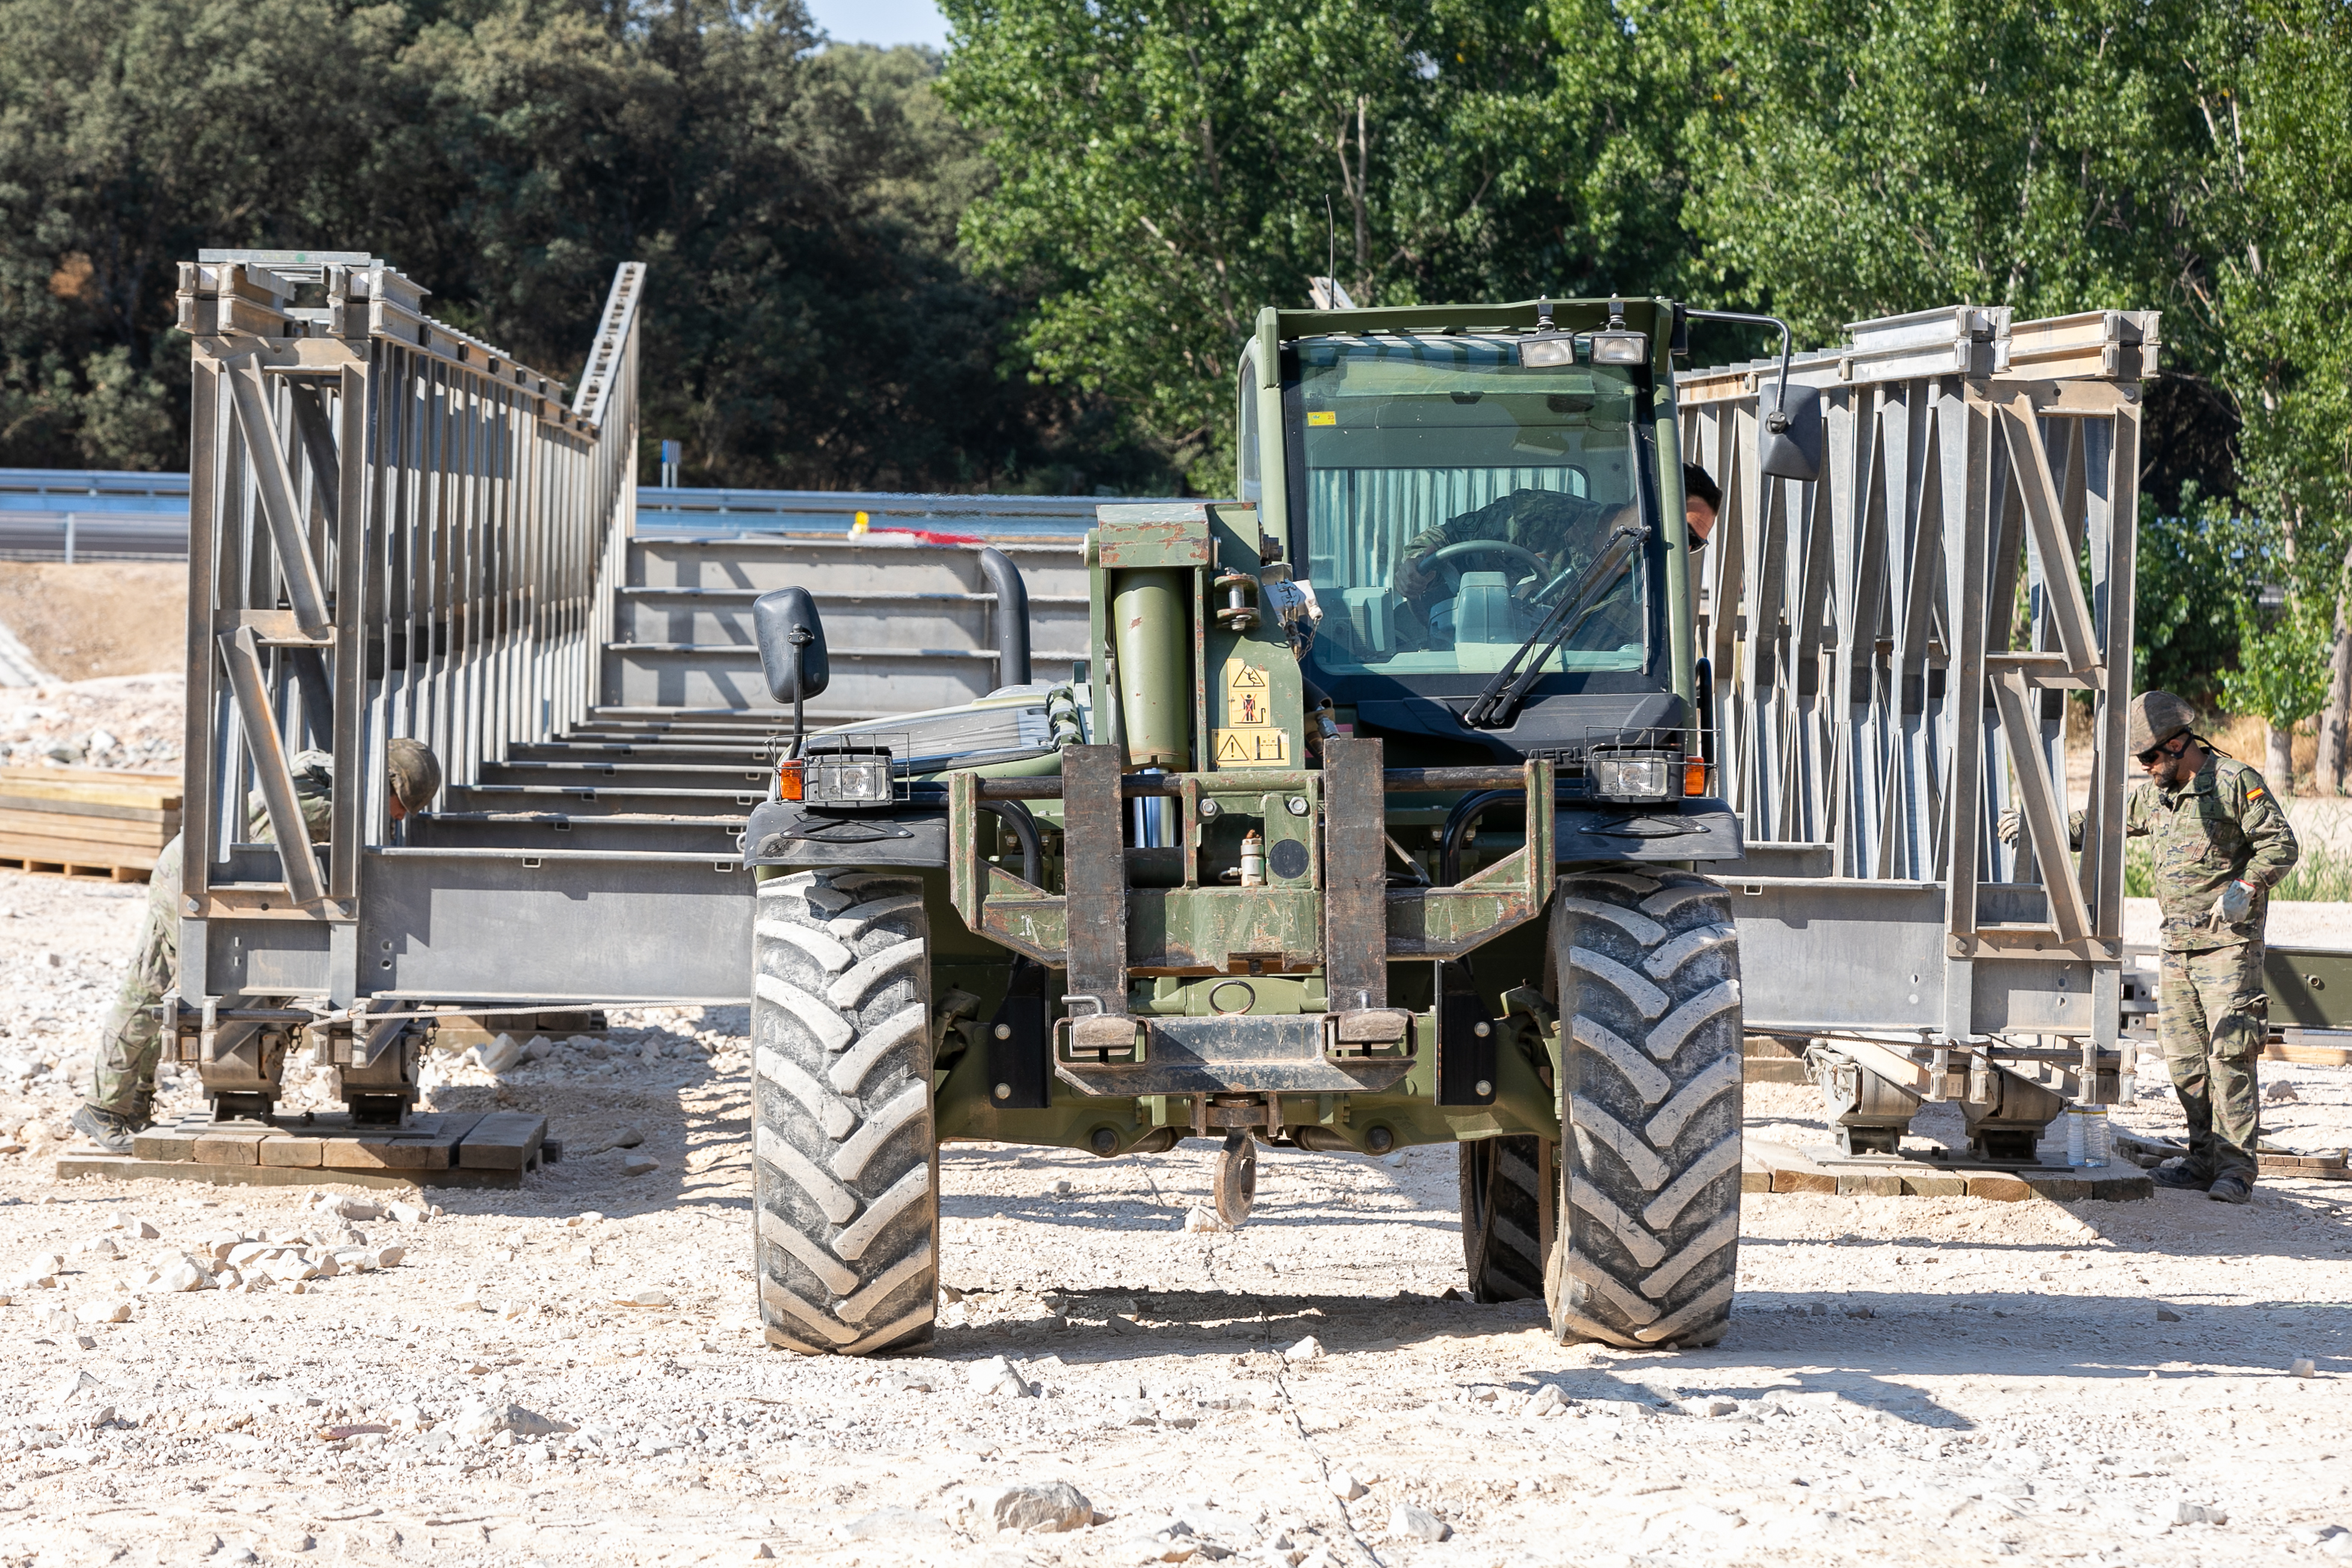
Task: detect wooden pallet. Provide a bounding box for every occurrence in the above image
[2270,1030,2352,1067]
[0,855,148,882]
[0,765,179,879]
[1741,1137,2155,1201]
[2259,1149,2352,1181]
[55,1110,553,1190]
[1742,1035,1811,1084]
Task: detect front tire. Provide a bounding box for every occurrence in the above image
[1546,870,1743,1348]
[750,869,939,1355]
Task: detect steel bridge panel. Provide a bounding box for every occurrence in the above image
[360,849,752,1004]
[195,919,338,998]
[1968,955,2105,1035]
[1729,882,1947,1032]
[1682,307,2155,1057]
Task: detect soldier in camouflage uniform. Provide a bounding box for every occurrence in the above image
[71,740,441,1153]
[2001,692,2295,1203]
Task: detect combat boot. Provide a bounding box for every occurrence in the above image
[2207,1175,2253,1205]
[2150,1160,2212,1191]
[70,1104,140,1155]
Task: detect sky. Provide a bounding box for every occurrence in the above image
[805,0,951,48]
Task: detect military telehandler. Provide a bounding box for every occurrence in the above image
[740,295,1825,1356]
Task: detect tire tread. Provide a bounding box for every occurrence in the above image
[1550,870,1742,1350]
[751,870,939,1356]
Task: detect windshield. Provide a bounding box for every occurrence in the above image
[1289,336,1650,681]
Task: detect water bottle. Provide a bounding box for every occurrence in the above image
[2065,1105,2111,1168]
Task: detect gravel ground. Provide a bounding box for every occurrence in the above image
[1,673,183,772]
[3,869,2351,1568]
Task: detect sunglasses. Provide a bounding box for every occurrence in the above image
[2136,734,2189,768]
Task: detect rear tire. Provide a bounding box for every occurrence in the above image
[1460,1135,1550,1303]
[750,869,939,1355]
[1545,869,1743,1348]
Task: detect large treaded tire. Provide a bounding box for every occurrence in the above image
[1461,1134,1551,1303]
[750,869,938,1356]
[1546,869,1743,1349]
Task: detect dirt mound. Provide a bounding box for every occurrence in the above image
[0,561,185,682]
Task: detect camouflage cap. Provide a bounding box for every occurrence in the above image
[2127,690,2199,756]
[387,738,441,812]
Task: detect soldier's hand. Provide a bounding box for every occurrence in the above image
[2217,878,2256,924]
[1995,808,2024,847]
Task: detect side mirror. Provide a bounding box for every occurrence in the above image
[752,587,829,704]
[1758,381,1823,482]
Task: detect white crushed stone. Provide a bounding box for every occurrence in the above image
[0,864,2348,1564]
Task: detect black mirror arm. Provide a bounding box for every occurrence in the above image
[1684,307,1796,428]
[787,625,812,760]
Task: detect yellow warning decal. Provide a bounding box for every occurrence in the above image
[1225,658,1269,725]
[1306,411,1336,426]
[1213,728,1289,766]
[1216,656,1286,766]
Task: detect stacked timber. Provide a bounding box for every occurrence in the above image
[0,765,180,880]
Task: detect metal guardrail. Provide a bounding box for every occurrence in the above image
[0,470,1179,560]
[634,487,1127,540]
[0,511,188,562]
[1678,305,2157,1074]
[0,469,193,560]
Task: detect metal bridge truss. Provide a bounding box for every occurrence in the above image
[174,251,686,1012]
[1680,305,2158,1101]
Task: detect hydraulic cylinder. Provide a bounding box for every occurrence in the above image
[1111,568,1188,769]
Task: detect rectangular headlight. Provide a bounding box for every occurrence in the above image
[803,753,893,805]
[1591,754,1673,800]
[1517,335,1576,368]
[1589,330,1649,366]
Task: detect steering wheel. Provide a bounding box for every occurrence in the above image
[1416,539,1548,599]
[1424,538,1547,579]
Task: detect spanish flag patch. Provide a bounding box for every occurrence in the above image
[2248,786,2267,801]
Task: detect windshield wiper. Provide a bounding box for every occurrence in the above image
[1460,520,1648,730]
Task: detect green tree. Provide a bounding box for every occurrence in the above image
[1677,0,2251,508]
[2134,502,2243,710]
[2220,0,2352,787]
[366,5,1167,491]
[0,0,404,468]
[0,0,1173,493]
[2216,529,2336,784]
[939,0,1690,491]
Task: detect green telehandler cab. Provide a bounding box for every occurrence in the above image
[740,296,1818,1356]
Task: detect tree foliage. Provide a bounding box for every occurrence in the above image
[2223,0,2352,543]
[1680,0,2243,363]
[2212,514,2337,731]
[0,0,1176,492]
[2134,503,2246,708]
[939,0,1689,488]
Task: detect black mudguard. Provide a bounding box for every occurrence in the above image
[1556,796,1743,864]
[743,799,948,870]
